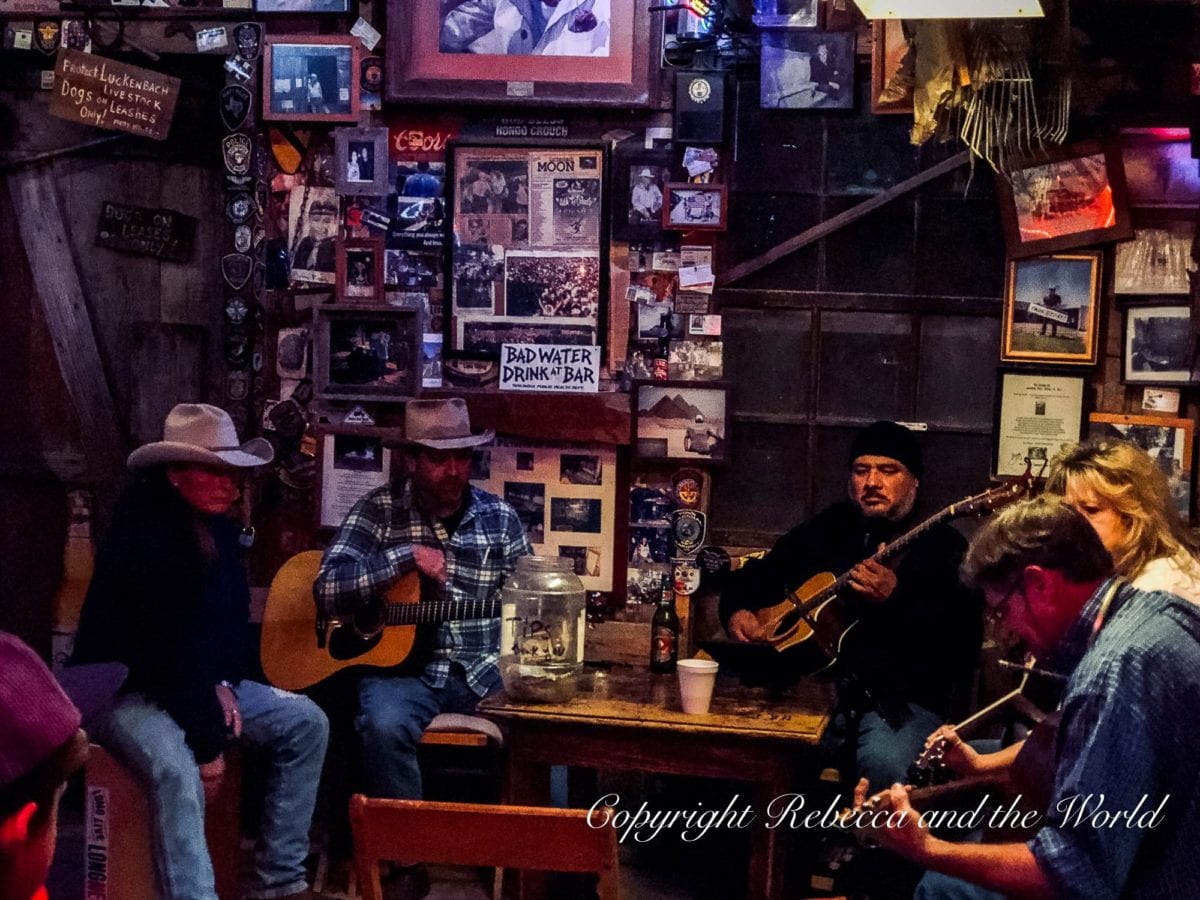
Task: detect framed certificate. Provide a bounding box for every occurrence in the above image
[994,370,1086,478]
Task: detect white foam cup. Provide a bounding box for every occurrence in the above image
[677,658,719,714]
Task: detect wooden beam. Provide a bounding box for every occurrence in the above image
[6,164,127,515]
[720,151,972,287]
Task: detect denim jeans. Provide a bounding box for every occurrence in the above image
[356,665,489,800]
[856,702,945,789]
[92,680,328,900]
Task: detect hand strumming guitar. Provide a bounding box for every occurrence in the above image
[727,609,767,642]
[851,777,933,860]
[412,545,447,584]
[847,543,897,602]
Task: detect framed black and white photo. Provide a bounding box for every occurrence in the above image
[334,127,389,195]
[1088,412,1193,520]
[760,31,855,110]
[1123,304,1196,385]
[633,381,728,464]
[288,185,339,285]
[663,183,727,231]
[611,145,672,242]
[313,306,420,401]
[263,36,360,123]
[994,370,1085,478]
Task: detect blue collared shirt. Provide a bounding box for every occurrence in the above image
[1029,577,1200,898]
[315,479,530,696]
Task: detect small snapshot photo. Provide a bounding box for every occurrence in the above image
[1002,252,1102,365]
[504,482,546,544]
[559,545,601,578]
[560,453,602,485]
[550,497,603,533]
[663,184,727,231]
[1088,413,1193,518]
[438,1,612,56]
[265,39,357,121]
[453,244,504,310]
[761,31,855,110]
[753,0,818,28]
[635,383,727,463]
[1123,305,1195,384]
[341,242,381,300]
[385,249,439,289]
[332,434,384,472]
[347,140,375,184]
[629,525,671,565]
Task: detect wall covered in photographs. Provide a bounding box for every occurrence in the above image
[470,441,618,591]
[447,143,607,357]
[1088,413,1194,520]
[318,432,393,528]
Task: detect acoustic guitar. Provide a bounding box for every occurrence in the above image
[754,478,1029,667]
[260,550,501,691]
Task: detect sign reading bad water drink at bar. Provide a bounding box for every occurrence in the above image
[50,48,180,141]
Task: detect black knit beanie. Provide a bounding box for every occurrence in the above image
[848,421,923,478]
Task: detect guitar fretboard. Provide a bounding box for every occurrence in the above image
[382,597,502,626]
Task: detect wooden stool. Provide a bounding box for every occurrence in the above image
[84,743,242,900]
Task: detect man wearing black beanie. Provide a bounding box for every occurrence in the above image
[720,421,982,789]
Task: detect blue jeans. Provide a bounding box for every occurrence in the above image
[856,703,945,789]
[357,666,489,799]
[92,680,328,900]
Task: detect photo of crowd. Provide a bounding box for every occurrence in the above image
[504,252,600,318]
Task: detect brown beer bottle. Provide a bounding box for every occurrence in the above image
[650,574,679,673]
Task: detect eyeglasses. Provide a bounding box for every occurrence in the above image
[986,579,1024,627]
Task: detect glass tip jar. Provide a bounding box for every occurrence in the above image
[499,555,586,702]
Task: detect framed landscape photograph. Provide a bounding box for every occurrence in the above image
[997,141,1133,258]
[663,182,727,231]
[633,381,728,464]
[385,0,656,108]
[263,36,360,122]
[994,370,1086,478]
[611,145,673,242]
[870,20,913,114]
[1001,251,1102,366]
[1087,412,1193,520]
[334,127,389,196]
[313,306,420,401]
[1122,304,1196,385]
[337,237,385,302]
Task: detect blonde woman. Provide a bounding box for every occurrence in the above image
[1046,438,1200,602]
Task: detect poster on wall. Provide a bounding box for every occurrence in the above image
[994,371,1085,478]
[319,433,393,527]
[470,440,617,591]
[447,143,607,357]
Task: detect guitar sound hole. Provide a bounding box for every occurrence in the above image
[775,609,802,638]
[328,625,382,661]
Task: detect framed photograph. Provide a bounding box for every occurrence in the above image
[1001,251,1102,366]
[760,31,855,110]
[1114,224,1193,295]
[385,0,656,108]
[318,430,394,529]
[313,306,420,401]
[337,237,385,302]
[288,185,339,285]
[633,381,728,464]
[263,36,360,123]
[752,0,818,28]
[1087,412,1193,520]
[663,182,727,231]
[870,20,913,114]
[994,370,1086,478]
[257,0,347,12]
[611,145,673,242]
[1122,304,1196,385]
[334,127,389,196]
[997,141,1133,258]
[1120,128,1200,208]
[447,142,607,357]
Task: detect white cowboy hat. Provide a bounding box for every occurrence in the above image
[127,403,274,470]
[638,168,654,178]
[400,398,493,450]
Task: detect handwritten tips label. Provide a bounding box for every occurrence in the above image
[499,343,599,393]
[49,49,180,141]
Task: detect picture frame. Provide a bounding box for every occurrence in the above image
[1120,127,1200,209]
[263,36,360,123]
[1122,304,1196,385]
[1001,251,1102,366]
[385,0,656,108]
[663,182,727,231]
[313,306,421,402]
[447,142,608,359]
[760,30,856,110]
[611,145,673,243]
[870,20,913,114]
[256,0,347,12]
[1113,224,1193,295]
[633,380,729,464]
[337,237,385,303]
[317,429,395,529]
[752,0,819,28]
[1087,412,1194,520]
[334,127,390,196]
[997,141,1133,258]
[994,369,1085,478]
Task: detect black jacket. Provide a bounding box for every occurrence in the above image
[719,500,982,717]
[72,477,248,763]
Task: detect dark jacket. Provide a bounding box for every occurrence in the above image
[719,500,982,717]
[72,476,248,763]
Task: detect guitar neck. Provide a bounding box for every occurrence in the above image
[382,596,501,626]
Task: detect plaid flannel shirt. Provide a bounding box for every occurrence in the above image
[315,479,530,696]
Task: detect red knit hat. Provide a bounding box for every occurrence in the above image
[0,632,81,792]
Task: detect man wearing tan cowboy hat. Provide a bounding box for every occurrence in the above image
[316,398,529,806]
[630,166,662,223]
[72,403,328,900]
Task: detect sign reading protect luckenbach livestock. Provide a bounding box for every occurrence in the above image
[50,49,180,141]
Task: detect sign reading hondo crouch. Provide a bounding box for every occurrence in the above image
[49,48,180,141]
[96,202,197,262]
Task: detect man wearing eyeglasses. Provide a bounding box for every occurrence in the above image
[857,496,1200,899]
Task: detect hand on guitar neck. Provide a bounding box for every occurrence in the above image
[846,546,896,602]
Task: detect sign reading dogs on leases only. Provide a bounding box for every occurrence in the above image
[96,202,197,262]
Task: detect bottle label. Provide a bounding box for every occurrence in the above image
[651,624,677,663]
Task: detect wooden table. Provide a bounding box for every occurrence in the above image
[477,665,836,899]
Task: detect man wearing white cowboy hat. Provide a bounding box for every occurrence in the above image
[316,398,529,805]
[72,403,328,900]
[630,166,662,223]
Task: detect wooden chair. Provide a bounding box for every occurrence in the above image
[349,794,620,900]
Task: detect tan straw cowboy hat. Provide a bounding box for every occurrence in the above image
[400,398,493,450]
[127,403,274,470]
